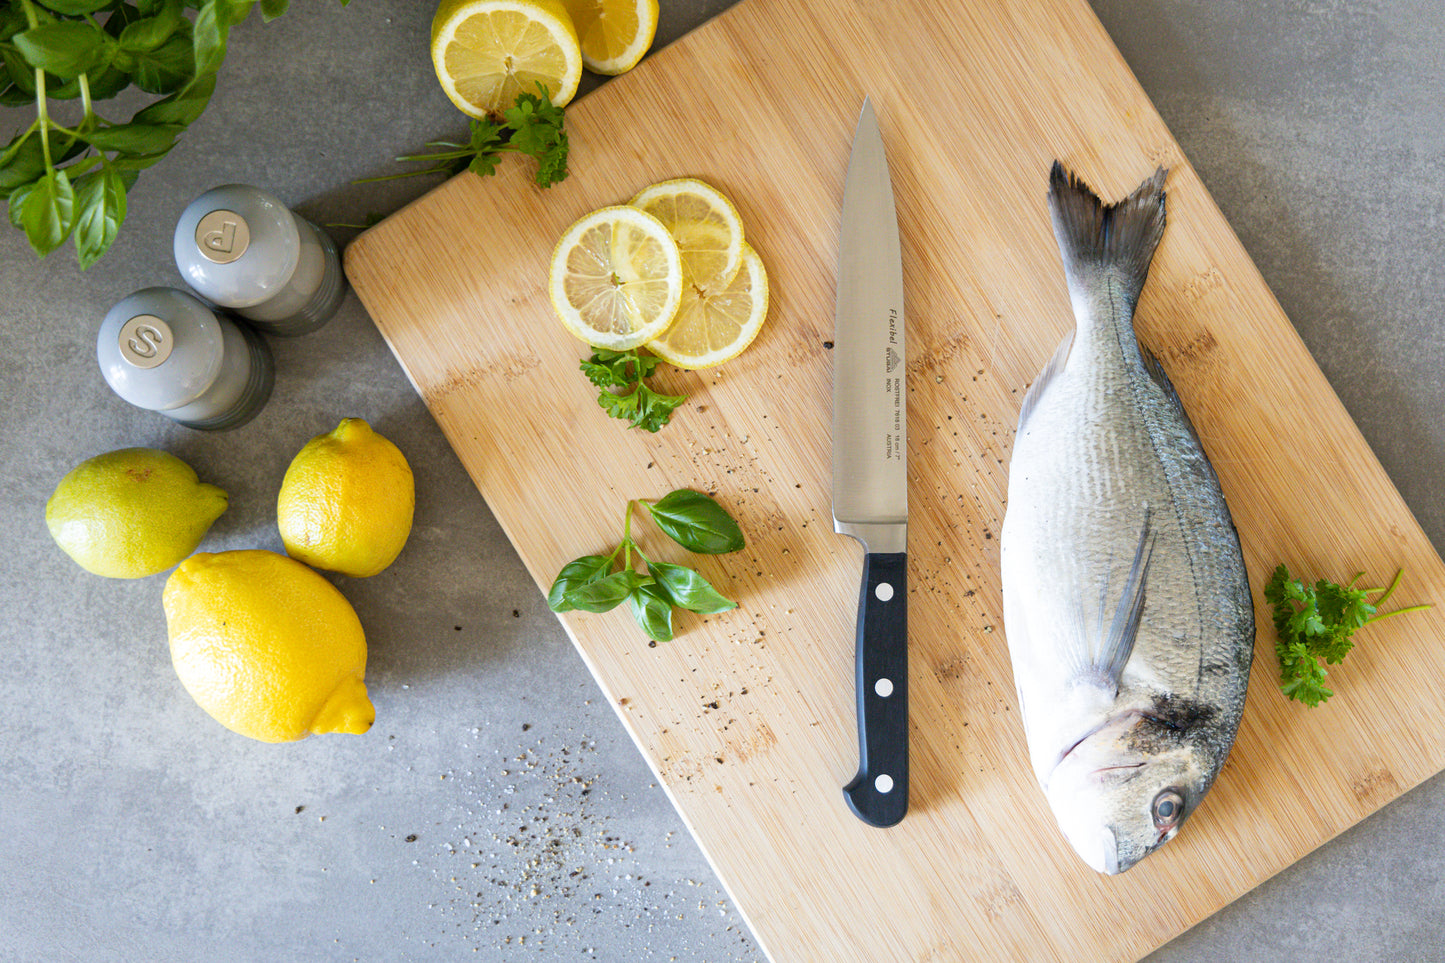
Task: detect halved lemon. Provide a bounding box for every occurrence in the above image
[431,0,583,119]
[630,177,745,292]
[645,244,768,369]
[549,205,683,350]
[559,0,659,75]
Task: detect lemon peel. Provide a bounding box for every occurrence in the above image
[277,418,415,579]
[164,550,374,743]
[45,448,226,579]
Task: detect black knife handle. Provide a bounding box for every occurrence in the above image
[843,551,908,827]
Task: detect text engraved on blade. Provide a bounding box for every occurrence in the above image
[883,307,903,462]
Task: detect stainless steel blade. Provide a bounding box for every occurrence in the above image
[832,98,907,555]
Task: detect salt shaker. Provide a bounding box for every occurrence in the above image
[174,184,346,337]
[97,287,274,431]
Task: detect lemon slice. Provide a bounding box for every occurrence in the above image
[431,0,583,119]
[559,0,659,75]
[549,205,684,350]
[630,177,745,292]
[645,244,768,369]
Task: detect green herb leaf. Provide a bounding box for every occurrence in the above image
[503,86,568,188]
[13,21,115,78]
[133,70,215,126]
[36,0,116,14]
[119,7,185,53]
[565,569,644,614]
[646,490,745,555]
[0,132,46,192]
[584,349,686,432]
[2,48,37,96]
[629,582,674,641]
[127,31,194,93]
[580,350,632,388]
[83,122,183,155]
[9,181,38,230]
[361,87,565,187]
[1267,562,1430,706]
[72,165,126,270]
[190,0,233,76]
[646,560,737,614]
[20,169,75,256]
[546,555,613,612]
[259,0,291,20]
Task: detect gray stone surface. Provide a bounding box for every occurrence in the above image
[1,1,1441,960]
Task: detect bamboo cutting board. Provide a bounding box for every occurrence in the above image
[344,0,1445,958]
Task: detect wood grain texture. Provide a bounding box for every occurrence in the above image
[343,0,1445,959]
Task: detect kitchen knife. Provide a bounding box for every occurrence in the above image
[832,98,908,828]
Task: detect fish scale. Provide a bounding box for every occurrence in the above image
[1000,163,1254,875]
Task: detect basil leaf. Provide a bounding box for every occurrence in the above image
[134,71,214,126]
[1,6,29,44]
[127,31,193,93]
[260,0,290,21]
[36,0,117,14]
[84,122,182,155]
[0,133,46,192]
[646,560,737,615]
[564,570,643,614]
[190,1,228,76]
[9,181,38,229]
[85,63,131,99]
[3,44,42,96]
[119,7,184,53]
[13,22,114,79]
[20,169,75,256]
[73,166,126,270]
[646,490,745,555]
[629,583,674,642]
[546,555,612,613]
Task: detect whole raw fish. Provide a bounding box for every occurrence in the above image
[998,163,1254,875]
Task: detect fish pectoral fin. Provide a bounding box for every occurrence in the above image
[1093,507,1158,687]
[1018,329,1074,431]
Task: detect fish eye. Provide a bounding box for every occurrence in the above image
[1152,788,1185,830]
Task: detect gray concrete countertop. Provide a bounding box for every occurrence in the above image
[2,1,1442,960]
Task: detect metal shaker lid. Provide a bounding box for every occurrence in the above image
[174,184,299,308]
[97,287,225,412]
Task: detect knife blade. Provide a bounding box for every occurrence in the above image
[832,98,908,828]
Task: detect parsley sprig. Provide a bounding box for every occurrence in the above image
[362,84,568,189]
[580,348,685,433]
[548,489,744,642]
[1265,563,1431,707]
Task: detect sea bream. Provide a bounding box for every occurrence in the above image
[999,163,1254,875]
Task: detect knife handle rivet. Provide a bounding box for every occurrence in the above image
[874,582,894,602]
[874,678,894,698]
[875,774,895,794]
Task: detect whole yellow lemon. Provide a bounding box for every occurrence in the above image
[46,447,227,578]
[276,418,415,578]
[164,550,375,743]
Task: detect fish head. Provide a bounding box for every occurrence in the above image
[1044,712,1211,875]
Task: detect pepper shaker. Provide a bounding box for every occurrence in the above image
[97,287,274,431]
[174,184,346,336]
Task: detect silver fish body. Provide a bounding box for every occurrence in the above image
[999,164,1254,876]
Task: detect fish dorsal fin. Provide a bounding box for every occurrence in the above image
[1139,343,1206,450]
[1017,329,1074,431]
[1089,507,1157,690]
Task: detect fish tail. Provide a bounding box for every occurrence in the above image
[1047,162,1167,312]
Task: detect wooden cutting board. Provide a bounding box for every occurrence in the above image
[344,0,1445,958]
